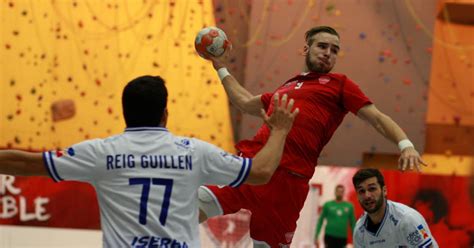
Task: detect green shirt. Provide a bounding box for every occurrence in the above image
[315,200,356,239]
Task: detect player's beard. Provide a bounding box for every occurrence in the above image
[305,53,332,73]
[362,193,385,214]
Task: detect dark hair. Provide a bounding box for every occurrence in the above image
[352,168,385,188]
[122,75,168,127]
[305,26,340,46]
[412,189,448,223]
[336,184,344,189]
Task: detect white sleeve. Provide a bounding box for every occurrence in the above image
[401,211,438,248]
[42,139,99,183]
[194,139,251,187]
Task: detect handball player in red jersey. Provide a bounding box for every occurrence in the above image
[198,26,427,248]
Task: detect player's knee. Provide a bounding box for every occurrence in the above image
[198,186,222,220]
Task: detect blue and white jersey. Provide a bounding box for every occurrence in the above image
[353,200,438,248]
[42,127,251,248]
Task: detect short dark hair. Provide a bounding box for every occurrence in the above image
[122,75,168,127]
[412,189,448,223]
[336,184,344,189]
[305,26,339,46]
[352,168,385,189]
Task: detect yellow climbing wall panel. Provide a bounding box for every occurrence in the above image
[0,0,235,151]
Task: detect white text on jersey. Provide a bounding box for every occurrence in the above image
[106,154,192,171]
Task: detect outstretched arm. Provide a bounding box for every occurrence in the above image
[357,104,427,171]
[207,51,264,116]
[0,150,47,176]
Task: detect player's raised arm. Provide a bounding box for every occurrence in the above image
[244,93,299,184]
[356,104,427,172]
[195,27,263,116]
[207,50,264,116]
[0,150,47,176]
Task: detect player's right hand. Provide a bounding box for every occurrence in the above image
[260,93,299,133]
[207,48,231,70]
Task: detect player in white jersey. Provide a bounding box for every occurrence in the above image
[352,168,438,248]
[0,75,299,247]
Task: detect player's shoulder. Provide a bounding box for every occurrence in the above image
[328,72,363,87]
[388,200,424,224]
[102,133,123,144]
[354,212,368,234]
[328,72,348,82]
[71,137,106,149]
[171,135,225,153]
[90,133,129,150]
[388,200,417,216]
[57,137,107,159]
[328,72,347,78]
[388,201,436,247]
[170,135,199,151]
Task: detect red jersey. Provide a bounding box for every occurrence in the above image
[236,72,372,177]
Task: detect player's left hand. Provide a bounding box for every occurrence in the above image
[398,147,427,172]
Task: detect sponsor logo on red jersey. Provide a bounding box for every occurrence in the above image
[204,210,251,247]
[318,76,331,84]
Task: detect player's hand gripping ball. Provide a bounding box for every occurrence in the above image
[194,27,231,60]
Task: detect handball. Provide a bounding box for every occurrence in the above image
[194,27,231,59]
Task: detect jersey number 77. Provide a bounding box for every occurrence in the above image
[129,178,174,226]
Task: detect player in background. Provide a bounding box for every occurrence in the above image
[352,168,438,247]
[314,185,356,248]
[198,26,427,247]
[0,75,298,247]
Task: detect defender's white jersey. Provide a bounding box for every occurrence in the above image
[354,200,438,248]
[42,127,252,248]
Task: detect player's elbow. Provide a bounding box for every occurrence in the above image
[238,101,259,116]
[239,96,262,117]
[246,151,279,184]
[256,171,273,184]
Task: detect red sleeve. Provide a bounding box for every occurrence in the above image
[260,93,273,111]
[342,77,372,114]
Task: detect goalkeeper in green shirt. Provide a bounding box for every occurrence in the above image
[315,184,356,248]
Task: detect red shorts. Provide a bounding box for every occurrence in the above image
[205,167,310,247]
